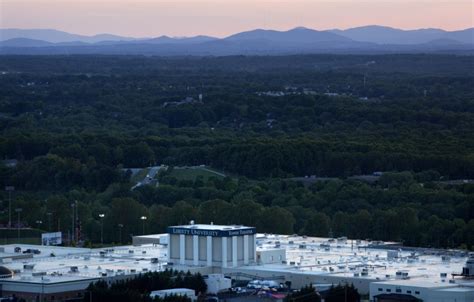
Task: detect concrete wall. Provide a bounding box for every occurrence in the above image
[169,234,180,261]
[256,249,286,264]
[221,266,373,295]
[369,282,474,302]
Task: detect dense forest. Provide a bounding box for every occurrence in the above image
[0,54,472,249]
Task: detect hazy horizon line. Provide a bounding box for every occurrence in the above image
[2,24,473,39]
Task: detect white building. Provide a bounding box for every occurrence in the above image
[167,224,256,267]
[370,279,474,302]
[150,288,197,301]
[203,274,232,294]
[0,226,473,302]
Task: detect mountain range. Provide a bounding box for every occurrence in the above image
[1,26,473,55]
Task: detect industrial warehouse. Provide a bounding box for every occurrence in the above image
[0,224,473,302]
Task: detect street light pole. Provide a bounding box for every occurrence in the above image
[118,224,123,244]
[99,214,105,245]
[71,202,75,244]
[47,212,52,231]
[140,216,147,235]
[15,208,22,242]
[5,186,14,228]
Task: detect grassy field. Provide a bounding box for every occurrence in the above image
[0,228,42,245]
[169,166,226,181]
[0,237,41,245]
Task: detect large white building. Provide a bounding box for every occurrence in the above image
[0,224,473,302]
[167,224,256,267]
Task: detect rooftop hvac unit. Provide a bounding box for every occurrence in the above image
[23,264,35,270]
[69,266,79,273]
[32,272,47,277]
[441,256,451,262]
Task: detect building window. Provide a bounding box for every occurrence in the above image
[415,291,420,295]
[396,289,401,293]
[386,289,391,292]
[407,290,412,294]
[378,288,383,292]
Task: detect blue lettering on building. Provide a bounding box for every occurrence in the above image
[167,227,256,237]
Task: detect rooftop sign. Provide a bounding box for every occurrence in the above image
[167,226,256,237]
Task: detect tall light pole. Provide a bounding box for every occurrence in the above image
[99,214,105,245]
[118,224,124,244]
[140,216,147,235]
[46,212,52,231]
[5,186,14,228]
[15,208,22,242]
[71,200,78,243]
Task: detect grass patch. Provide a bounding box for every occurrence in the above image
[169,167,225,182]
[0,237,41,245]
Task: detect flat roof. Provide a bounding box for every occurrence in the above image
[169,224,253,231]
[253,234,473,288]
[0,244,168,285]
[0,232,472,293]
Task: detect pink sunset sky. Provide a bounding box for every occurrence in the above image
[1,0,473,37]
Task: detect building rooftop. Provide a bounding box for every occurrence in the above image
[0,233,472,293]
[169,224,254,231]
[0,244,167,284]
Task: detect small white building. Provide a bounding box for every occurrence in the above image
[150,288,197,301]
[204,274,232,294]
[256,248,286,264]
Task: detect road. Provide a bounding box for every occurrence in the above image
[131,166,162,190]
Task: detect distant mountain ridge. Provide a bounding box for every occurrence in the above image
[330,25,474,45]
[0,26,473,55]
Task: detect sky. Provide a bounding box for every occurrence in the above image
[1,0,473,38]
